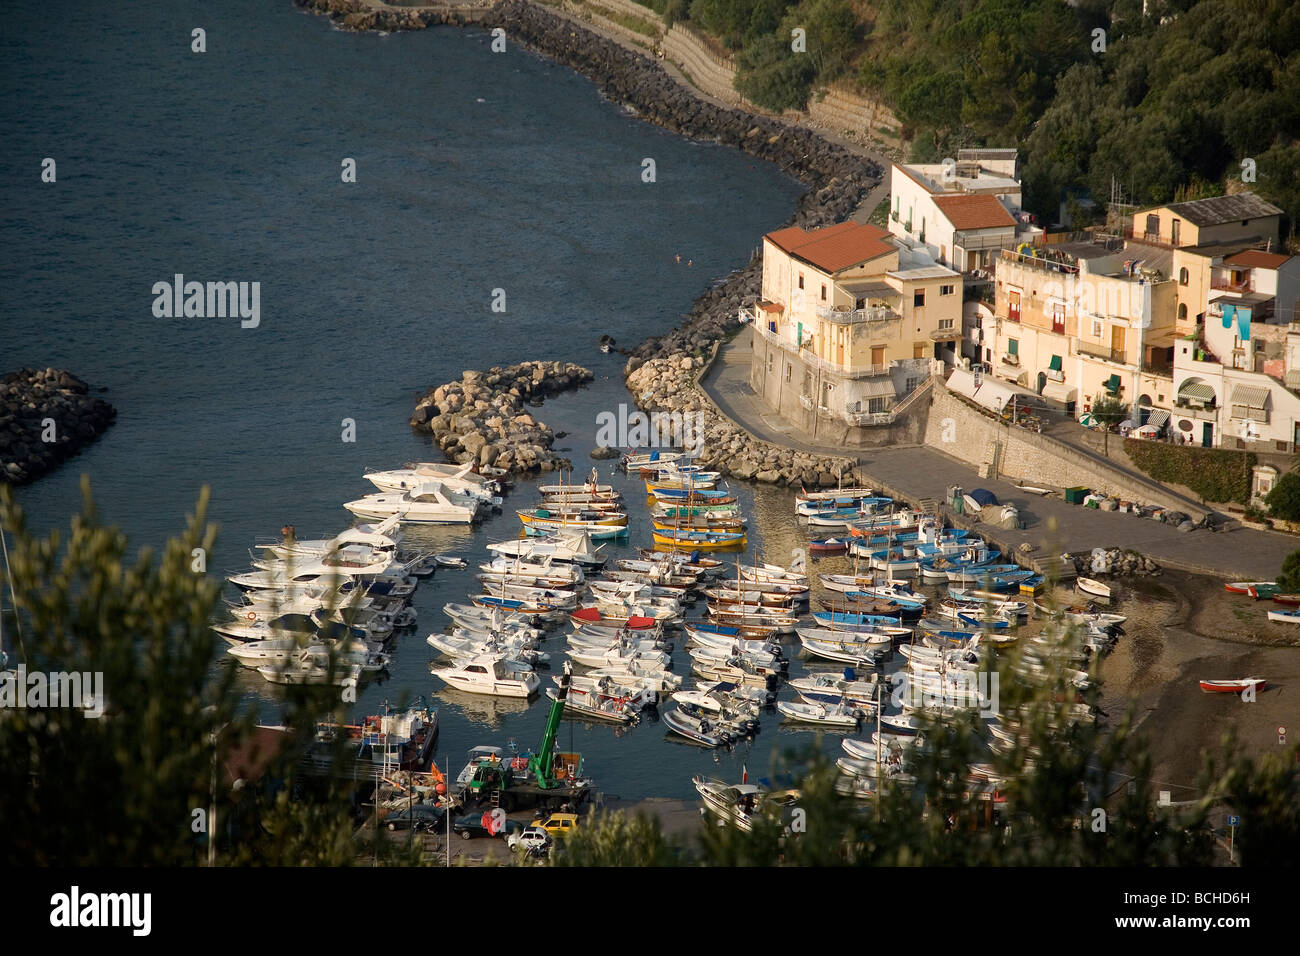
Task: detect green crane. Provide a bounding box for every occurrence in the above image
[528,660,572,787]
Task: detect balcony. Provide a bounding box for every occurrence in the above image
[1211,279,1255,294]
[848,410,897,427]
[1174,402,1218,421]
[999,248,1078,275]
[816,305,900,325]
[890,210,899,223]
[1076,341,1129,365]
[930,327,962,341]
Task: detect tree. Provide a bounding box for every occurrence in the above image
[1276,549,1300,592]
[0,480,372,866]
[1091,395,1129,456]
[1265,472,1300,523]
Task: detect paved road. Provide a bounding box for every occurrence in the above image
[702,329,1297,580]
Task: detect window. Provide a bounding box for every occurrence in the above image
[855,297,865,309]
[1179,267,1188,285]
[867,397,886,414]
[914,290,925,308]
[1091,319,1102,337]
[821,284,827,301]
[767,355,773,372]
[1145,213,1159,236]
[1178,303,1187,322]
[798,275,804,290]
[1008,291,1020,323]
[1171,219,1181,246]
[940,284,954,296]
[1007,339,1018,356]
[1051,302,1065,335]
[939,318,954,329]
[905,377,921,393]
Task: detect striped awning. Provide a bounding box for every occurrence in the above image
[1231,384,1269,408]
[1145,408,1170,428]
[859,378,897,399]
[1287,370,1300,391]
[1178,381,1216,402]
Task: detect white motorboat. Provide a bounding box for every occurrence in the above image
[429,654,539,698]
[365,463,502,507]
[776,699,863,727]
[259,515,403,561]
[568,644,670,670]
[227,637,379,669]
[584,665,681,692]
[344,482,480,525]
[661,706,733,747]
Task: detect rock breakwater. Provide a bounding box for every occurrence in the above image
[0,369,117,485]
[410,361,593,475]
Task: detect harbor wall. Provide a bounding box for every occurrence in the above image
[923,381,1209,518]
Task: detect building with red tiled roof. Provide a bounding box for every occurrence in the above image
[748,219,961,439]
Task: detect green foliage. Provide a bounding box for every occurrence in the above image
[1265,471,1300,522]
[1276,549,1300,592]
[735,32,816,111]
[547,620,1300,865]
[1123,438,1256,504]
[547,808,684,866]
[0,481,364,866]
[1091,396,1129,428]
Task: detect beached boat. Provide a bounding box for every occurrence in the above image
[1224,581,1272,594]
[1248,583,1280,600]
[1272,593,1300,606]
[1266,608,1300,624]
[1075,577,1111,600]
[1198,678,1267,693]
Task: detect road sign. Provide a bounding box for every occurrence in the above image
[1228,815,1240,826]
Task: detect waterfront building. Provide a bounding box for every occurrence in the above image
[743,220,960,438]
[887,148,1039,273]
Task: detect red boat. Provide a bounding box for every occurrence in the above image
[1224,581,1270,594]
[1199,678,1267,694]
[1273,594,1300,606]
[570,607,658,630]
[809,537,849,556]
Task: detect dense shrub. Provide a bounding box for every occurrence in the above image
[1123,439,1255,504]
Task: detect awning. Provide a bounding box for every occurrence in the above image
[1042,381,1077,404]
[859,378,897,399]
[1178,381,1216,402]
[1231,384,1269,408]
[1145,408,1170,428]
[1048,354,1062,371]
[1287,370,1300,391]
[1103,374,1122,393]
[996,363,1023,382]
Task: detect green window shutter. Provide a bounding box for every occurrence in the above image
[1049,355,1062,371]
[1008,339,1018,356]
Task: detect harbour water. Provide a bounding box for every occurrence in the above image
[2,1,1184,803]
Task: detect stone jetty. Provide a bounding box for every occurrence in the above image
[410,361,593,475]
[0,368,117,485]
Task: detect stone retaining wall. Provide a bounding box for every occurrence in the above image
[925,381,1209,517]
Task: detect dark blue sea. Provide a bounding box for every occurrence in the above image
[0,0,889,800]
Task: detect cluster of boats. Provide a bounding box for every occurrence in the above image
[215,462,500,685]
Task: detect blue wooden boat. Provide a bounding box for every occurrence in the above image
[813,610,904,631]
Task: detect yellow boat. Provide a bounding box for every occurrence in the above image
[652,529,747,551]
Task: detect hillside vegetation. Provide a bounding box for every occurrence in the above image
[640,0,1300,237]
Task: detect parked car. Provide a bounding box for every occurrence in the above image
[452,812,524,840]
[383,803,446,832]
[531,812,579,837]
[506,826,552,854]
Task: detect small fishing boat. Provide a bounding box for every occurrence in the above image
[1224,581,1272,594]
[1248,583,1280,600]
[1198,678,1267,693]
[435,554,468,569]
[1266,608,1300,624]
[652,528,747,551]
[809,537,850,556]
[1273,593,1300,606]
[1075,577,1111,600]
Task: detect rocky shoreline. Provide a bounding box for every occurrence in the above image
[297,0,881,486]
[0,369,117,486]
[409,361,593,475]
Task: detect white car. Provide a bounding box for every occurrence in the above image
[507,827,551,853]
